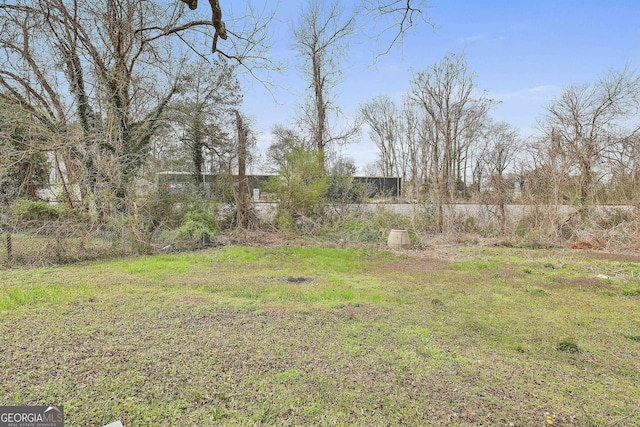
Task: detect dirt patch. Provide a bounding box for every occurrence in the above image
[285,276,312,284]
[551,276,620,291]
[372,255,450,277]
[569,241,604,250]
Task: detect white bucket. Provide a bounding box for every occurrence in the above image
[387,229,410,249]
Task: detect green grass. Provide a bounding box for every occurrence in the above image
[525,286,549,296]
[1,245,640,426]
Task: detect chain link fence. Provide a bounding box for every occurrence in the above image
[1,219,129,267]
[0,216,219,268]
[0,190,231,268]
[3,199,640,268]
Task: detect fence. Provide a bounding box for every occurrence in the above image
[3,201,639,267]
[1,220,126,266]
[156,172,403,198]
[0,217,216,268]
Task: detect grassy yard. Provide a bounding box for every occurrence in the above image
[1,245,639,426]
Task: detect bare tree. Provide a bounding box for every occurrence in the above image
[408,53,495,231]
[482,121,519,230]
[607,132,640,202]
[292,0,359,171]
[359,95,402,177]
[143,0,277,81]
[362,0,433,56]
[400,101,431,198]
[541,68,640,204]
[234,109,254,229]
[181,0,431,56]
[0,0,203,215]
[0,0,265,215]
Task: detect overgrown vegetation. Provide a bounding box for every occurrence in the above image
[1,2,639,262]
[6,192,640,267]
[265,144,328,231]
[10,199,63,223]
[0,188,224,266]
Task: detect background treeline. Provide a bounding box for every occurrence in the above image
[1,1,640,266]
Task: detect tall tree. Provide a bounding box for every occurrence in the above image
[360,95,402,178]
[541,68,640,204]
[401,100,430,197]
[234,109,252,228]
[292,0,358,171]
[481,121,519,230]
[0,0,207,215]
[169,59,241,187]
[408,53,495,231]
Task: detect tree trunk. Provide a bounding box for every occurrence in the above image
[235,110,250,228]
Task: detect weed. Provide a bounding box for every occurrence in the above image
[556,339,581,353]
[525,286,549,296]
[622,287,640,296]
[210,407,224,421]
[623,333,640,342]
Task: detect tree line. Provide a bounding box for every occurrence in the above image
[1,0,638,236]
[360,54,640,230]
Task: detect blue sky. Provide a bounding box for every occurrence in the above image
[237,0,640,172]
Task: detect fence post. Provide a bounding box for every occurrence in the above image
[6,233,12,261]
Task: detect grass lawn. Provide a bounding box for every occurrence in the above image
[1,245,639,426]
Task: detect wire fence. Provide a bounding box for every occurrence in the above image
[1,221,124,267]
[3,202,640,268]
[0,217,216,268]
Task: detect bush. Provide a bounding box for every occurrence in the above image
[325,208,418,245]
[161,209,219,244]
[275,209,296,232]
[10,199,62,222]
[141,188,182,230]
[266,148,328,228]
[369,206,413,232]
[340,218,384,242]
[326,174,363,203]
[142,186,216,230]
